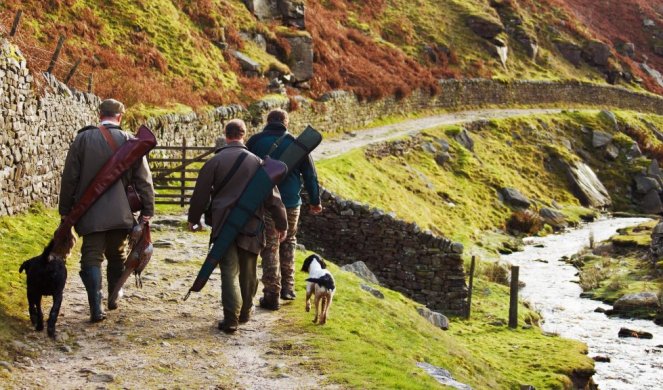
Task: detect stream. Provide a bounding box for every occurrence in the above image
[501,217,663,390]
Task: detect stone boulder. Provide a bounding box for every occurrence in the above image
[360,284,385,299]
[466,15,504,40]
[284,35,313,81]
[613,292,661,314]
[243,0,305,28]
[243,0,279,21]
[435,152,451,166]
[278,0,305,29]
[640,189,663,214]
[582,40,612,67]
[499,188,531,209]
[341,261,380,284]
[231,51,261,74]
[634,175,661,195]
[556,41,582,67]
[616,41,636,58]
[605,144,619,160]
[417,307,450,330]
[566,162,612,208]
[650,221,663,260]
[618,327,653,339]
[592,131,613,148]
[599,110,619,130]
[454,129,474,151]
[540,207,566,227]
[641,63,663,88]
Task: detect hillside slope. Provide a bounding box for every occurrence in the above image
[1,0,662,112]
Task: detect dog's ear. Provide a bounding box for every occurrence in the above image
[317,257,327,269]
[301,255,313,272]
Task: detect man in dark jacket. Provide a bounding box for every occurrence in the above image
[59,99,155,322]
[246,109,322,310]
[188,119,288,333]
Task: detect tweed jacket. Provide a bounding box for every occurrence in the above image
[187,141,287,254]
[59,123,155,236]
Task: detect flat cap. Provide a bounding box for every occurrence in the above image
[99,99,125,115]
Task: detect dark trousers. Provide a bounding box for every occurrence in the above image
[80,229,129,293]
[220,241,258,323]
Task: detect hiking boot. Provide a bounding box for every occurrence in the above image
[80,266,106,323]
[239,306,254,324]
[259,293,280,311]
[280,290,296,300]
[218,320,238,334]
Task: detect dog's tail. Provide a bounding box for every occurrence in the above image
[19,260,30,274]
[306,274,336,291]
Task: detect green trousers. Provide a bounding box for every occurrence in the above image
[81,229,129,295]
[220,241,258,324]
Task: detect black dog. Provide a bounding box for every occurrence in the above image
[19,240,67,338]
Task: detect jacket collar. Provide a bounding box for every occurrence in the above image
[262,122,287,135]
[215,140,247,153]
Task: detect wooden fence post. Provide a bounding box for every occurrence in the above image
[46,35,66,74]
[9,10,22,37]
[180,137,187,208]
[64,59,81,85]
[87,74,93,93]
[465,255,476,320]
[509,265,519,329]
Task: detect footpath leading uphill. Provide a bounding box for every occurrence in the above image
[5,216,330,389]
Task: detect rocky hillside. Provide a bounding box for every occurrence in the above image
[1,0,662,112]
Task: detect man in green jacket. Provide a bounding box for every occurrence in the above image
[59,99,155,322]
[246,109,322,310]
[188,119,288,332]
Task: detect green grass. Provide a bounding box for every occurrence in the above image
[275,251,593,389]
[0,204,64,362]
[317,110,656,249]
[574,220,662,319]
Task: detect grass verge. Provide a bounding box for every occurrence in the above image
[272,251,594,389]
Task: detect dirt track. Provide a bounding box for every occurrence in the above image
[6,216,326,390]
[313,108,564,160]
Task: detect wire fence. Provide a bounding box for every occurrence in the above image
[0,10,92,93]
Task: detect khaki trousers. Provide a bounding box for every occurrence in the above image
[220,241,258,323]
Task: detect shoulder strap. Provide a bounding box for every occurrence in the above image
[99,125,119,152]
[210,151,249,200]
[268,133,291,157]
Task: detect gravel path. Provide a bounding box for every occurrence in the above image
[6,215,325,389]
[313,108,564,160]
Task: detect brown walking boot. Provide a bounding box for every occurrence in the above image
[259,293,280,310]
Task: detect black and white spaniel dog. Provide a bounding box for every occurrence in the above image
[301,254,336,325]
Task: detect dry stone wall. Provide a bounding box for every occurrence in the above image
[298,189,468,315]
[0,40,98,216]
[145,79,663,151]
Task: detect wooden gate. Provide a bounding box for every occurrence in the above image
[148,139,216,206]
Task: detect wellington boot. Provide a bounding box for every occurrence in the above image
[107,263,124,311]
[80,266,106,322]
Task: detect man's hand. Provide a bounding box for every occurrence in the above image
[188,222,202,232]
[309,204,323,215]
[140,215,152,222]
[277,229,287,243]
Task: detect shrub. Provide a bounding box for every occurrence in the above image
[506,210,544,235]
[481,261,511,286]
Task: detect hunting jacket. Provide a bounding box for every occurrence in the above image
[59,123,155,236]
[187,141,288,254]
[246,122,321,209]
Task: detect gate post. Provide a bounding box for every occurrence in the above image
[180,137,187,207]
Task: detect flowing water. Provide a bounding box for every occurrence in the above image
[501,217,663,390]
